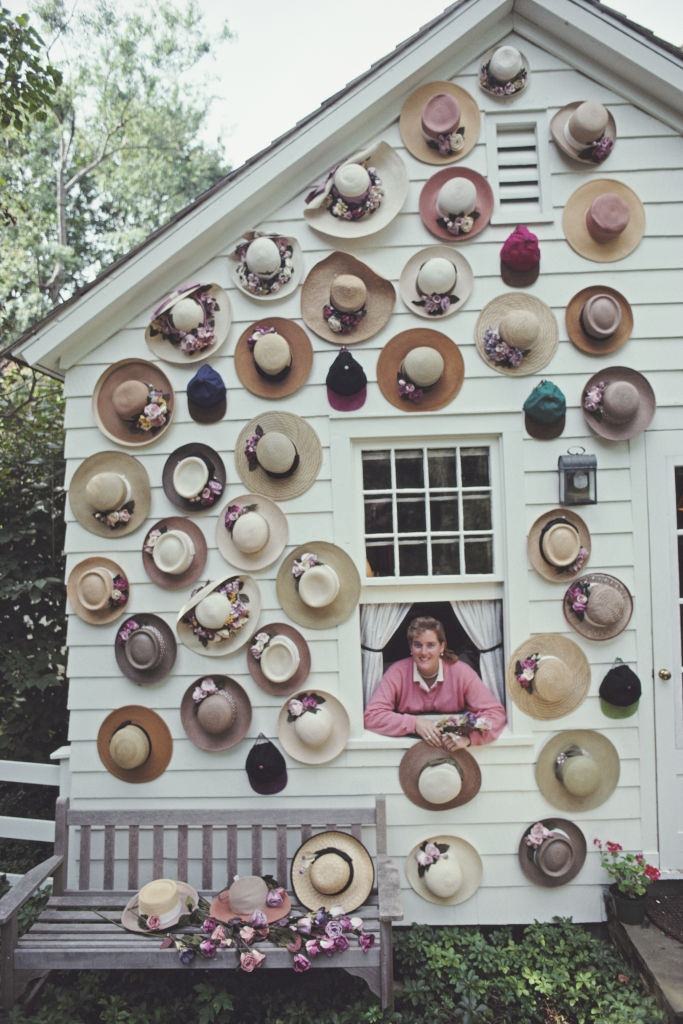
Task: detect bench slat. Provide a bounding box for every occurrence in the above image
[103,826,115,890]
[78,826,91,890]
[251,825,262,875]
[227,825,237,883]
[67,808,378,827]
[202,825,213,890]
[15,947,379,971]
[153,825,164,878]
[177,825,188,881]
[127,826,139,890]
[276,825,287,884]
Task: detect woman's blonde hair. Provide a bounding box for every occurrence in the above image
[406,616,458,664]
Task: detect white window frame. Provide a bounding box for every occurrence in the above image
[484,110,554,224]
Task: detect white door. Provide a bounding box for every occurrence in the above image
[647,431,683,871]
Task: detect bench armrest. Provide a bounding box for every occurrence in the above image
[377,854,403,922]
[0,854,63,926]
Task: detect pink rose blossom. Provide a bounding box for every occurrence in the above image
[240,949,265,972]
[239,926,255,944]
[145,916,161,931]
[293,953,311,973]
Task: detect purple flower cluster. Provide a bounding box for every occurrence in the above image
[188,476,223,508]
[288,906,373,973]
[565,546,589,576]
[580,135,614,163]
[234,236,294,296]
[436,207,480,236]
[247,325,276,350]
[526,822,557,847]
[479,61,527,95]
[291,551,322,580]
[322,303,367,335]
[583,381,606,415]
[428,126,465,156]
[437,712,491,736]
[286,692,325,722]
[415,840,450,879]
[133,386,169,433]
[514,653,540,692]
[109,574,129,609]
[224,502,256,535]
[326,167,384,221]
[116,618,140,645]
[244,425,264,470]
[483,327,524,369]
[397,376,424,403]
[93,500,135,530]
[149,287,219,355]
[567,578,591,618]
[413,291,456,316]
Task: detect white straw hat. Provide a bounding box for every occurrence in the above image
[405,835,482,905]
[278,690,350,765]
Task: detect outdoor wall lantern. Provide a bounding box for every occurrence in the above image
[558,447,597,506]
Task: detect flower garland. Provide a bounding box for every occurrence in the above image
[567,578,591,620]
[93,500,135,530]
[192,677,233,706]
[234,236,295,296]
[525,822,559,848]
[250,631,272,661]
[436,207,480,237]
[224,502,257,535]
[578,135,614,164]
[479,61,527,96]
[291,552,322,584]
[564,546,589,576]
[322,303,367,335]
[116,618,141,645]
[287,693,325,722]
[109,574,129,609]
[583,381,606,415]
[245,426,264,470]
[483,326,525,369]
[436,712,491,737]
[412,290,459,316]
[514,653,540,693]
[416,840,449,877]
[326,166,384,221]
[428,126,466,157]
[143,524,167,555]
[397,373,424,404]
[182,579,250,647]
[149,287,219,356]
[185,459,223,508]
[131,385,170,434]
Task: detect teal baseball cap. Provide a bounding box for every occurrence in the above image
[523,380,566,439]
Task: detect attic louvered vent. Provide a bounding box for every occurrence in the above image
[485,114,553,223]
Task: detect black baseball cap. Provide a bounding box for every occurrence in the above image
[245,734,287,794]
[599,662,641,719]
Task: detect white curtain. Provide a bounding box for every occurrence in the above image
[450,599,505,704]
[360,603,411,704]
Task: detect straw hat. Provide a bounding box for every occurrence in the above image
[291,830,374,913]
[304,141,408,239]
[535,729,620,811]
[66,556,130,625]
[230,231,303,301]
[114,613,177,685]
[527,508,591,582]
[276,542,361,629]
[479,45,529,98]
[92,359,174,448]
[551,101,616,165]
[419,167,494,243]
[68,451,150,539]
[186,364,227,424]
[476,294,558,376]
[97,705,173,783]
[247,622,311,696]
[234,318,313,399]
[121,879,198,934]
[180,675,252,752]
[246,734,288,795]
[566,286,633,356]
[211,875,292,924]
[145,282,231,365]
[506,634,590,720]
[377,329,464,412]
[405,835,482,906]
[563,180,645,262]
[176,575,261,657]
[235,412,322,501]
[301,251,395,345]
[141,517,207,590]
[582,366,655,441]
[399,245,473,320]
[399,742,481,811]
[518,818,587,887]
[399,81,480,164]
[277,690,350,765]
[563,572,633,641]
[162,443,226,512]
[215,493,288,571]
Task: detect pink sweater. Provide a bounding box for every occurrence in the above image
[364,658,507,744]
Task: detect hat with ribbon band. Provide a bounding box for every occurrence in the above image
[506,633,590,720]
[527,508,591,582]
[234,318,313,399]
[276,542,361,630]
[291,831,375,913]
[97,705,173,784]
[551,101,616,166]
[230,230,302,301]
[115,613,177,685]
[476,294,558,376]
[377,329,465,413]
[399,741,482,811]
[419,167,494,243]
[235,412,322,501]
[121,879,198,934]
[145,282,231,365]
[582,366,655,442]
[518,818,587,887]
[566,286,633,357]
[479,45,529,98]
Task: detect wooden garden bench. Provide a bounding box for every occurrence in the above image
[0,795,402,1012]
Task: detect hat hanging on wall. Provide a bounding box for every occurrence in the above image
[551,100,616,166]
[145,282,231,365]
[581,366,655,441]
[563,572,633,641]
[245,733,288,795]
[535,729,620,811]
[291,830,375,913]
[476,294,558,376]
[187,364,227,423]
[141,517,207,590]
[405,835,483,906]
[180,675,252,752]
[399,245,473,319]
[523,381,566,440]
[563,180,645,262]
[399,741,481,811]
[176,575,261,657]
[326,347,368,411]
[301,251,395,345]
[69,451,150,539]
[518,818,587,887]
[500,225,540,288]
[66,556,130,625]
[115,613,177,685]
[527,508,591,582]
[479,45,529,98]
[599,661,641,718]
[211,875,292,925]
[234,412,322,501]
[566,286,633,357]
[97,705,173,783]
[278,690,350,765]
[215,493,288,572]
[121,878,198,934]
[234,318,313,399]
[230,230,303,301]
[92,359,174,448]
[419,167,494,242]
[276,542,361,630]
[377,329,465,412]
[162,443,226,512]
[247,622,311,697]
[399,81,481,164]
[304,142,408,238]
[506,633,591,720]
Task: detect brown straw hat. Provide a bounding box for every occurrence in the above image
[277,690,350,765]
[66,556,130,625]
[176,575,261,657]
[114,613,177,685]
[527,508,591,583]
[211,875,292,925]
[180,675,252,752]
[234,318,313,399]
[563,180,645,262]
[506,633,590,720]
[377,329,464,412]
[399,81,481,165]
[215,493,288,571]
[551,101,616,166]
[162,443,227,512]
[291,830,374,913]
[93,359,174,449]
[405,835,482,906]
[276,542,361,630]
[399,741,481,811]
[581,366,655,441]
[518,818,587,887]
[566,286,633,356]
[563,572,633,641]
[476,294,558,376]
[399,245,473,320]
[419,167,494,243]
[247,622,311,697]
[69,451,150,539]
[301,251,395,345]
[535,729,620,811]
[141,517,207,590]
[145,282,231,365]
[121,880,198,934]
[97,705,173,784]
[234,412,322,501]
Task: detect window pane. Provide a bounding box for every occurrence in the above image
[679,535,683,599]
[365,541,395,578]
[677,466,683,530]
[364,496,393,535]
[432,538,460,575]
[428,448,457,488]
[362,450,391,490]
[398,537,428,576]
[464,537,493,574]
[430,494,458,532]
[397,495,426,533]
[461,447,490,487]
[395,449,424,489]
[463,492,492,530]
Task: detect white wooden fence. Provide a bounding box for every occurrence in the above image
[0,749,70,878]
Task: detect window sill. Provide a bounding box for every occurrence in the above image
[347,728,533,750]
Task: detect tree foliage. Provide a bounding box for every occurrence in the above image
[0,5,61,130]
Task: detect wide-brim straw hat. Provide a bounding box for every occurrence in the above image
[563,572,633,641]
[478,45,529,98]
[161,443,227,512]
[527,508,591,583]
[247,622,311,697]
[234,318,313,398]
[399,245,473,320]
[276,542,361,629]
[230,232,303,302]
[97,705,173,783]
[377,329,464,412]
[506,633,590,720]
[176,575,261,656]
[92,358,174,448]
[69,451,151,539]
[66,556,129,625]
[399,81,481,165]
[277,690,350,765]
[215,493,288,571]
[145,283,231,365]
[563,180,645,262]
[290,830,375,912]
[518,818,586,887]
[405,835,482,906]
[419,167,494,243]
[475,294,558,377]
[210,878,292,925]
[234,412,322,501]
[551,101,617,165]
[115,613,177,685]
[535,729,620,811]
[180,675,252,752]
[141,517,207,590]
[301,252,395,345]
[582,366,655,441]
[399,742,481,811]
[566,286,633,356]
[121,881,198,933]
[304,141,408,239]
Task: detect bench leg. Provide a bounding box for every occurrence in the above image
[0,917,18,1013]
[344,965,381,1001]
[380,921,394,1011]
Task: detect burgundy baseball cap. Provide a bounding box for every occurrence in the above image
[500,225,540,288]
[326,347,367,411]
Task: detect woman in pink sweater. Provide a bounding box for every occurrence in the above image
[364,616,506,750]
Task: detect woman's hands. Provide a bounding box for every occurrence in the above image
[414,717,443,747]
[441,733,471,753]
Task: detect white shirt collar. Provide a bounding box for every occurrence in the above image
[412,659,444,692]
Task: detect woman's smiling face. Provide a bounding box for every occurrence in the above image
[410,629,445,678]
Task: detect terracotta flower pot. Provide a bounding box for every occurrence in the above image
[609,884,646,925]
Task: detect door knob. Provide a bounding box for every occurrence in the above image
[658,668,672,681]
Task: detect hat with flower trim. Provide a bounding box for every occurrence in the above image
[230,230,303,301]
[399,82,481,165]
[419,167,494,243]
[69,451,150,539]
[563,572,633,641]
[180,675,252,751]
[476,294,558,376]
[581,366,655,441]
[405,835,482,905]
[211,874,292,925]
[215,493,288,571]
[535,730,620,811]
[93,359,174,448]
[141,516,207,590]
[176,575,261,657]
[301,251,395,345]
[276,542,361,630]
[527,508,591,583]
[551,101,616,166]
[518,818,586,887]
[479,45,529,98]
[162,443,226,512]
[115,613,177,685]
[377,328,464,413]
[67,557,130,625]
[278,690,350,765]
[506,633,590,720]
[235,412,322,501]
[399,245,473,320]
[291,830,375,913]
[145,282,231,365]
[247,622,311,697]
[234,318,313,399]
[121,879,198,934]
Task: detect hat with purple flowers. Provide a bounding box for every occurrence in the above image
[551,101,616,166]
[506,634,590,720]
[278,691,350,765]
[230,231,302,301]
[69,451,151,539]
[581,366,655,441]
[399,81,481,165]
[176,574,262,656]
[399,245,473,320]
[563,572,633,641]
[376,328,465,412]
[215,493,288,571]
[162,443,226,512]
[180,675,252,752]
[405,835,482,905]
[115,613,177,685]
[145,282,231,365]
[234,318,313,399]
[276,542,360,630]
[67,556,130,625]
[475,294,558,376]
[518,818,586,887]
[235,412,322,501]
[211,875,292,925]
[93,358,174,448]
[301,251,395,345]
